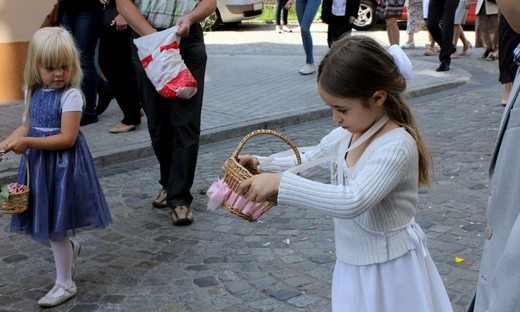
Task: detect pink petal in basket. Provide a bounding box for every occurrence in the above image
[206,179,230,210]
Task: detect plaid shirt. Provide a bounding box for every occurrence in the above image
[134,0,198,29]
[514,43,520,66]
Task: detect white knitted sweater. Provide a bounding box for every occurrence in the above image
[258,127,419,265]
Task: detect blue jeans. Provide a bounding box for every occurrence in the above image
[60,10,102,117]
[296,0,320,64]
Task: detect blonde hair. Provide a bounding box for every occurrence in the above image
[318,35,433,187]
[23,27,83,118]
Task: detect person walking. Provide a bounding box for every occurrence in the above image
[451,0,472,57]
[274,0,292,33]
[498,11,520,105]
[321,0,360,47]
[59,0,104,126]
[475,0,499,60]
[98,0,142,133]
[116,0,216,226]
[402,0,424,49]
[285,0,321,75]
[237,35,453,312]
[377,0,406,46]
[426,0,459,71]
[0,27,112,308]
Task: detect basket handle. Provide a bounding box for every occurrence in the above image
[231,129,302,166]
[23,155,29,189]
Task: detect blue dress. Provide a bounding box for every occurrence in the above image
[11,87,112,244]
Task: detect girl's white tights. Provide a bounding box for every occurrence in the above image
[47,237,74,297]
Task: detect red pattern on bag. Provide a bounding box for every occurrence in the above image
[141,54,153,69]
[159,69,198,98]
[160,41,179,52]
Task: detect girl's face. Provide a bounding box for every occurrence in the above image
[318,84,385,134]
[38,64,72,89]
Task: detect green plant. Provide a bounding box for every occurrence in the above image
[248,3,321,23]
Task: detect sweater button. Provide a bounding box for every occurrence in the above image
[485,225,492,239]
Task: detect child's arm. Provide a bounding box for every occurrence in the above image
[5,88,82,154]
[5,112,81,154]
[238,172,283,203]
[0,123,30,152]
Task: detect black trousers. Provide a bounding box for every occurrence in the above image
[131,23,207,208]
[99,26,142,125]
[427,0,459,65]
[327,15,353,48]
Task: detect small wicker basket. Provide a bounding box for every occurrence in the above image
[221,129,301,221]
[0,158,29,215]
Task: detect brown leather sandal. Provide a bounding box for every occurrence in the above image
[171,205,193,226]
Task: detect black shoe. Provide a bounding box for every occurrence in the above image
[481,48,492,59]
[436,62,450,72]
[80,115,99,126]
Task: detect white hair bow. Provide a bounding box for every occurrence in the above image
[387,44,414,80]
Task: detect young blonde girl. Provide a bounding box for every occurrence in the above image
[0,27,111,308]
[237,36,453,311]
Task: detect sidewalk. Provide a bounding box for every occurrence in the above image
[0,24,471,180]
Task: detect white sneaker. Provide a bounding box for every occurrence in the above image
[275,25,282,33]
[298,64,316,75]
[283,25,292,32]
[401,42,415,49]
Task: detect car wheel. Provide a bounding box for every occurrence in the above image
[353,0,378,31]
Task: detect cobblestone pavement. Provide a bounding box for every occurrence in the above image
[0,24,504,311]
[0,23,471,178]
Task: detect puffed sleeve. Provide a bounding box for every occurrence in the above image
[60,88,84,112]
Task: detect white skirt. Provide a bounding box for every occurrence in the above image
[331,223,453,312]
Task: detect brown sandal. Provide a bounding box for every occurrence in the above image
[171,205,193,226]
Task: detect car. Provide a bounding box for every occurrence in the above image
[353,0,477,31]
[203,0,264,30]
[354,0,379,31]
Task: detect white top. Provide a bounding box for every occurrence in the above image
[258,126,419,265]
[332,0,347,16]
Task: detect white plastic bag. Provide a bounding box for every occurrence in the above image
[133,26,198,99]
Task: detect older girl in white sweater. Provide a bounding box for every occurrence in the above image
[238,36,453,311]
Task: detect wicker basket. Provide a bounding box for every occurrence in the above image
[221,129,301,221]
[0,158,29,215]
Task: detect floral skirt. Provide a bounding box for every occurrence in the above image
[377,0,406,19]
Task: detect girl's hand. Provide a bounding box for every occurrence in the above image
[285,0,294,9]
[237,155,260,173]
[0,141,8,152]
[238,173,282,203]
[175,16,193,37]
[6,137,28,154]
[237,155,259,168]
[100,0,109,4]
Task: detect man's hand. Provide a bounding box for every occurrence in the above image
[113,14,129,31]
[175,16,193,37]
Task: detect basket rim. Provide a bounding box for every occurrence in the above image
[230,129,302,165]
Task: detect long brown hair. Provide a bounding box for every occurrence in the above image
[318,35,432,187]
